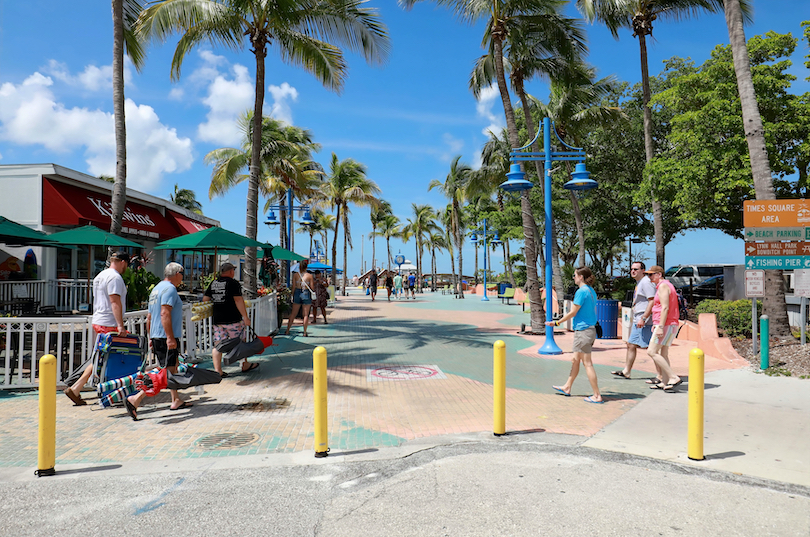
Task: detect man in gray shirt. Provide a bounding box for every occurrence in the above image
[612,261,655,379]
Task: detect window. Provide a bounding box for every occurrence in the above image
[678,267,694,277]
[702,267,724,276]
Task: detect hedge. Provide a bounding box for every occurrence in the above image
[695,299,761,339]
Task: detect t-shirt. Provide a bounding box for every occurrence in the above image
[632,275,656,324]
[204,276,243,325]
[148,280,183,339]
[572,285,597,331]
[652,279,680,327]
[91,267,127,328]
[408,275,416,287]
[385,276,393,287]
[393,275,403,288]
[369,273,378,287]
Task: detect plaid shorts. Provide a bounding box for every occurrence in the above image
[213,321,245,344]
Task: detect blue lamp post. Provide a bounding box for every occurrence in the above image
[501,117,596,355]
[470,218,502,302]
[265,187,313,285]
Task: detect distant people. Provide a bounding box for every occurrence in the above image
[64,251,129,406]
[285,259,313,337]
[203,262,258,377]
[547,266,602,404]
[407,272,416,299]
[645,265,683,391]
[311,270,328,324]
[612,261,655,380]
[125,262,191,420]
[352,274,359,287]
[393,272,403,300]
[369,269,378,301]
[384,273,394,301]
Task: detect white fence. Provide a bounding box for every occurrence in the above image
[0,279,92,312]
[0,293,277,389]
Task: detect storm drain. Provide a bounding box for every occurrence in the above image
[195,432,260,450]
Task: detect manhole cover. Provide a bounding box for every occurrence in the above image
[367,365,447,381]
[195,432,260,450]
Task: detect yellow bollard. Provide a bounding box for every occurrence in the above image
[687,348,705,461]
[313,346,329,458]
[36,354,57,477]
[493,340,506,436]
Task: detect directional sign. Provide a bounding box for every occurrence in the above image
[745,256,810,270]
[744,199,810,228]
[745,270,765,297]
[745,241,810,257]
[744,227,810,241]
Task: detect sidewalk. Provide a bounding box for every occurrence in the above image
[0,289,806,489]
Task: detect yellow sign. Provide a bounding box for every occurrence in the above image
[743,199,810,228]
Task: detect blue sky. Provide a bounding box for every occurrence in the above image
[0,1,807,276]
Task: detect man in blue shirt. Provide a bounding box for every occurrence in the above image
[125,262,190,420]
[407,273,416,299]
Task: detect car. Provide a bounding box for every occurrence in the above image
[665,264,725,288]
[680,275,724,303]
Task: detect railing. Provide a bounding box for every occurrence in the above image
[0,292,277,389]
[0,279,92,311]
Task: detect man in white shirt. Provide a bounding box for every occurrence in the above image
[63,251,129,406]
[611,261,655,380]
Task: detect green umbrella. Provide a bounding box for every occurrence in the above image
[154,226,266,251]
[268,245,306,261]
[0,216,54,245]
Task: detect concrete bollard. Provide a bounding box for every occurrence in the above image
[760,315,769,370]
[687,348,705,461]
[36,354,57,477]
[493,340,506,436]
[313,346,329,458]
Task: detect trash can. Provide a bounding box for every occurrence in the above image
[498,282,512,295]
[595,299,620,339]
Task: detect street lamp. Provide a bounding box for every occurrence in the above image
[265,187,313,285]
[501,117,596,355]
[470,218,502,302]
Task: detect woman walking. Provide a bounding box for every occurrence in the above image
[546,266,603,403]
[311,270,329,324]
[384,272,394,301]
[285,259,313,337]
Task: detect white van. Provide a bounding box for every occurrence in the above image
[664,265,725,288]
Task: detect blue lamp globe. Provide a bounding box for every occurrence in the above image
[500,163,534,192]
[300,210,315,226]
[563,162,598,191]
[470,233,479,243]
[265,210,280,225]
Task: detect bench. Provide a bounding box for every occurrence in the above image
[498,287,515,304]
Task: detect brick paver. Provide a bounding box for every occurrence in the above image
[0,290,744,467]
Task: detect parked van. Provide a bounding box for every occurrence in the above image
[664,264,725,288]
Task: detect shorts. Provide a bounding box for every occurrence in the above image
[151,338,179,368]
[93,324,117,334]
[627,323,653,348]
[408,285,415,291]
[370,286,377,293]
[293,288,312,305]
[648,325,679,354]
[572,326,597,353]
[213,320,245,344]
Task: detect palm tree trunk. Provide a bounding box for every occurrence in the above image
[342,212,348,296]
[457,236,464,299]
[386,238,392,272]
[331,204,341,288]
[431,246,436,292]
[505,239,515,287]
[371,225,376,271]
[110,0,126,240]
[474,244,479,286]
[725,0,789,336]
[244,43,267,296]
[280,209,289,286]
[569,190,586,266]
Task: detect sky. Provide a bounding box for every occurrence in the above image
[0,1,808,277]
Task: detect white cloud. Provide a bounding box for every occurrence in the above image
[476,84,504,136]
[267,82,298,125]
[439,133,464,162]
[168,87,184,100]
[43,59,132,92]
[0,70,193,192]
[193,51,255,146]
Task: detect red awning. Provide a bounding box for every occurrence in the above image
[168,210,211,234]
[42,178,179,240]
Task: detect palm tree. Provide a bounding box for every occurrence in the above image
[375,213,402,270]
[137,0,389,293]
[110,1,146,240]
[576,0,742,267]
[426,231,449,292]
[723,0,789,335]
[429,155,471,298]
[323,153,381,294]
[439,207,457,291]
[170,184,204,214]
[403,204,439,294]
[369,200,392,270]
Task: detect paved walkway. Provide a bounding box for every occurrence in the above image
[3,288,807,489]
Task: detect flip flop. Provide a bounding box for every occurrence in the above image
[583,396,604,404]
[170,401,193,411]
[649,383,666,390]
[645,378,663,385]
[241,362,260,373]
[552,386,571,397]
[124,399,138,421]
[662,379,684,392]
[63,389,86,406]
[219,371,229,378]
[610,370,631,379]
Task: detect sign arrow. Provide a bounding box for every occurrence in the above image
[746,244,756,254]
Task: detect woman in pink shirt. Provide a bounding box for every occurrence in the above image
[645,265,683,391]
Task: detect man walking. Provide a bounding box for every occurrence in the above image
[611,261,655,380]
[125,262,191,420]
[369,269,378,301]
[63,251,129,406]
[204,262,258,377]
[645,265,683,391]
[393,272,403,300]
[407,272,416,299]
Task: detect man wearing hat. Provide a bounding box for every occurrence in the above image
[204,262,259,377]
[63,251,129,406]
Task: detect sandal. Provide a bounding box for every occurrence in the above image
[645,378,663,385]
[124,399,138,421]
[610,370,631,379]
[241,362,260,373]
[63,389,86,406]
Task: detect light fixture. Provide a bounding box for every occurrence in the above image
[563,162,597,191]
[265,210,280,226]
[500,163,534,193]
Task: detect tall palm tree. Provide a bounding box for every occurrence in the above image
[426,231,449,292]
[369,200,392,270]
[375,213,402,270]
[323,153,381,294]
[170,184,204,214]
[137,0,389,293]
[403,204,439,294]
[576,0,744,268]
[429,155,471,298]
[723,0,788,335]
[110,1,146,239]
[440,207,457,291]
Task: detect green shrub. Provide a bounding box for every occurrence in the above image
[610,277,636,301]
[695,299,761,338]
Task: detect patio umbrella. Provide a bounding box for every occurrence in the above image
[0,216,52,245]
[267,245,306,261]
[44,225,143,303]
[308,261,334,271]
